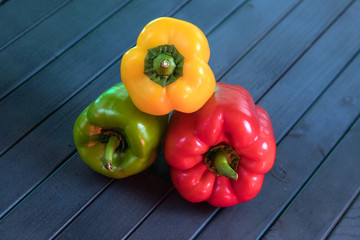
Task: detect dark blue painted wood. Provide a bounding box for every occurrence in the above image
[173,0,246,32]
[0,0,69,50]
[0,0,246,237]
[221,0,353,101]
[0,0,184,156]
[129,0,360,239]
[71,0,308,237]
[262,50,360,239]
[0,0,131,100]
[207,0,301,80]
[0,59,119,219]
[329,193,360,240]
[197,1,360,239]
[263,114,360,239]
[0,156,111,240]
[200,5,360,239]
[0,0,359,239]
[0,0,185,237]
[0,0,298,237]
[258,0,360,142]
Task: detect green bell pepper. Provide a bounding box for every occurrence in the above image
[73,83,168,178]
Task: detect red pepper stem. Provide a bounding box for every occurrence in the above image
[104,135,121,171]
[214,150,238,180]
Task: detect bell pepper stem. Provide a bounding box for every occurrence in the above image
[144,44,184,87]
[214,151,238,180]
[160,59,170,68]
[104,135,121,171]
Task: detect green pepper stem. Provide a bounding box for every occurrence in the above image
[104,135,121,171]
[214,150,238,180]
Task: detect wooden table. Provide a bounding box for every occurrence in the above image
[1,0,359,239]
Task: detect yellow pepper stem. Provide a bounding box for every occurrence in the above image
[144,44,184,87]
[153,53,176,76]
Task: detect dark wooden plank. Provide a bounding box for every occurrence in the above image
[0,0,298,236]
[263,115,360,240]
[197,12,360,239]
[0,0,246,237]
[53,0,249,235]
[53,173,172,240]
[0,155,110,240]
[221,0,353,101]
[0,0,292,206]
[0,0,184,156]
[0,0,358,238]
[257,1,360,142]
[0,0,296,157]
[0,155,171,240]
[129,1,360,239]
[0,0,244,220]
[328,193,360,240]
[0,56,170,239]
[0,0,131,100]
[0,0,251,237]
[207,0,301,80]
[0,59,118,218]
[60,0,310,237]
[0,0,69,50]
[0,0,185,236]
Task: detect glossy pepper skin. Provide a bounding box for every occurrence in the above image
[121,17,215,115]
[164,82,276,207]
[73,83,168,179]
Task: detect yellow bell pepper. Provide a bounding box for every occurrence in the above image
[121,17,215,115]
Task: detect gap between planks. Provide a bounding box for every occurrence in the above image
[0,0,72,53]
[0,0,191,223]
[0,0,132,101]
[46,1,252,237]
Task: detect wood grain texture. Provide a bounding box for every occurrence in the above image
[0,156,111,240]
[329,193,360,240]
[258,0,360,142]
[0,0,296,236]
[53,170,172,240]
[0,0,245,238]
[0,0,184,156]
[1,0,360,239]
[173,0,246,32]
[0,0,69,50]
[127,0,316,238]
[263,114,360,240]
[0,0,247,238]
[0,58,119,218]
[0,0,131,100]
[198,17,360,239]
[221,0,353,101]
[130,0,360,239]
[0,0,185,237]
[0,58,171,239]
[0,152,170,240]
[207,0,301,80]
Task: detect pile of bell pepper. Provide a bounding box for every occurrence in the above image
[73,17,276,207]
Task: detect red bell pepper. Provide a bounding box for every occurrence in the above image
[164,82,276,207]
